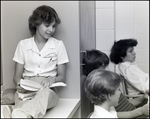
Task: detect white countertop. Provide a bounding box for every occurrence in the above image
[1,98,80,118]
[44,98,80,118]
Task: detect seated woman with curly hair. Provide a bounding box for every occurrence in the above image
[109,39,149,98]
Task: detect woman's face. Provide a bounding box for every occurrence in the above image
[36,20,56,40]
[122,47,136,62]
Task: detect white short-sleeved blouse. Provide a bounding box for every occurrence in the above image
[118,61,149,95]
[13,37,69,78]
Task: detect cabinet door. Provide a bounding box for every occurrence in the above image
[79,1,96,118]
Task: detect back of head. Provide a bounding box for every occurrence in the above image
[110,39,138,64]
[28,5,61,36]
[82,49,109,76]
[84,69,122,105]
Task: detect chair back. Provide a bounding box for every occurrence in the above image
[120,75,128,95]
[120,74,144,98]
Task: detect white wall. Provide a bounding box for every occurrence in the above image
[115,1,149,73]
[95,1,115,71]
[96,1,149,73]
[1,1,80,99]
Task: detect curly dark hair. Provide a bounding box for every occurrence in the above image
[82,49,109,76]
[110,39,138,64]
[84,69,121,105]
[28,5,61,36]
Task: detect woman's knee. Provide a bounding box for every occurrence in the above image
[47,88,59,109]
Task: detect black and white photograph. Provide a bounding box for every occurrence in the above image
[1,1,149,118]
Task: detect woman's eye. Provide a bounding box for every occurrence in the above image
[43,23,49,27]
[53,25,57,28]
[129,50,132,53]
[45,24,49,27]
[128,48,133,53]
[130,49,134,53]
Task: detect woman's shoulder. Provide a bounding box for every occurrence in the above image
[119,61,131,67]
[50,37,63,43]
[19,37,34,45]
[119,62,137,71]
[49,37,64,48]
[16,37,34,51]
[118,62,131,71]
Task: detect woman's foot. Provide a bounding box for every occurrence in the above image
[12,108,32,118]
[3,105,12,118]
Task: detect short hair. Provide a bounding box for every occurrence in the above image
[84,69,122,105]
[28,5,61,36]
[82,49,109,76]
[110,39,138,64]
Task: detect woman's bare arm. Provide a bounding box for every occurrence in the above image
[117,103,149,118]
[13,62,24,86]
[40,63,67,87]
[55,63,67,83]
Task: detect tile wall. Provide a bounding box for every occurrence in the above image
[96,1,149,73]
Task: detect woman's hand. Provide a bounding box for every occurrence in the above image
[145,90,149,96]
[40,77,55,88]
[141,102,149,116]
[143,91,149,99]
[16,82,28,93]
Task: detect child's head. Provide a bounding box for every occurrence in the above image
[110,39,138,64]
[82,49,109,76]
[84,69,122,106]
[29,5,61,36]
